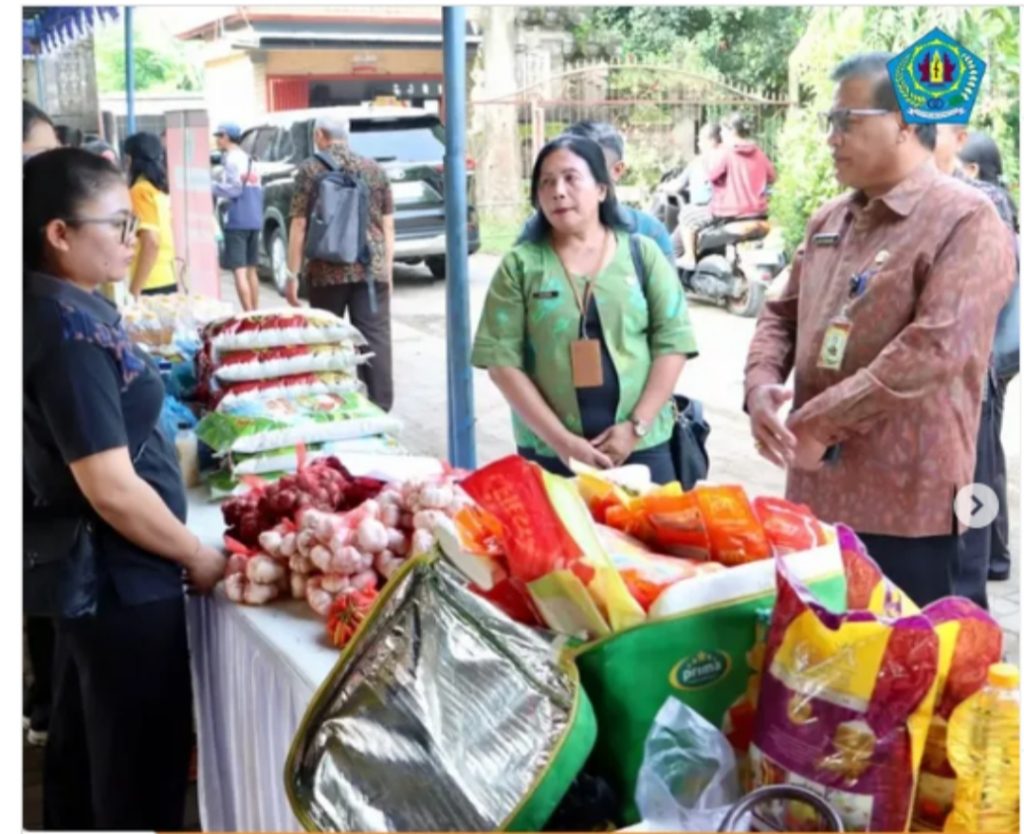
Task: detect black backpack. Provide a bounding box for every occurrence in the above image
[303,151,371,266]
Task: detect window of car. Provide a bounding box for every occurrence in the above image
[251,128,277,162]
[275,122,310,164]
[348,116,446,163]
[239,130,258,156]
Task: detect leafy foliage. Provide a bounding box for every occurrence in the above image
[94,13,202,93]
[772,7,1020,252]
[570,7,811,95]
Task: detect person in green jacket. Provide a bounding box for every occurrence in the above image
[472,135,699,482]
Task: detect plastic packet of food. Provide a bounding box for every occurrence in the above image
[750,554,941,832]
[752,496,827,555]
[595,525,720,611]
[696,485,772,566]
[640,491,712,560]
[837,525,919,616]
[912,598,1003,832]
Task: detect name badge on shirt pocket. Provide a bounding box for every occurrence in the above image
[812,232,841,247]
[532,290,560,300]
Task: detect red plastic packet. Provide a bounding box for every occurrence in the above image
[460,456,583,584]
[752,496,826,555]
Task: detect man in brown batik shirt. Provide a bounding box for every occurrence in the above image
[286,113,396,411]
[744,53,1015,607]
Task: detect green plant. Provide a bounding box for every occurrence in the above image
[771,7,1020,254]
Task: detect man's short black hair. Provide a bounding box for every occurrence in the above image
[566,121,625,163]
[23,100,53,142]
[831,52,936,150]
[724,112,752,138]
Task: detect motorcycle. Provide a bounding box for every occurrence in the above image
[650,168,786,318]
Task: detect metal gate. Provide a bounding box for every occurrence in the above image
[470,59,791,225]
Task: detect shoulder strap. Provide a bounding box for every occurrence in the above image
[629,234,649,296]
[313,151,338,172]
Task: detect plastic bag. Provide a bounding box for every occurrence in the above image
[195,392,401,454]
[750,552,940,832]
[214,370,363,408]
[636,697,741,832]
[213,343,366,384]
[912,598,1003,832]
[206,308,367,352]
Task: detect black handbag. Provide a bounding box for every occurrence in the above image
[629,236,711,488]
[24,512,99,619]
[670,394,710,489]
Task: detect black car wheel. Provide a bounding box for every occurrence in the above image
[425,255,446,280]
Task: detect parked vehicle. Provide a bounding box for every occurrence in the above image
[214,105,481,293]
[650,169,785,318]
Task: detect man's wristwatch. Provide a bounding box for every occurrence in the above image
[630,416,649,438]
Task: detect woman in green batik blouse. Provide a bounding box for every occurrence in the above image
[471,134,698,483]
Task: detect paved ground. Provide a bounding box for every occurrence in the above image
[231,255,1020,661]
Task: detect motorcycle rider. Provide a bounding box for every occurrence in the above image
[678,113,776,270]
[669,122,723,267]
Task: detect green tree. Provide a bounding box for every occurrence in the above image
[773,7,1020,252]
[569,7,811,95]
[93,11,202,93]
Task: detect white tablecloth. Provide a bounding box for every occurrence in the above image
[185,494,339,832]
[183,454,445,831]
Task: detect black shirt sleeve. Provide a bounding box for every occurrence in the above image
[33,339,129,464]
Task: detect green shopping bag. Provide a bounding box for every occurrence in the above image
[572,543,848,823]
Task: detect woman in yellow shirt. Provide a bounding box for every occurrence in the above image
[124,132,178,298]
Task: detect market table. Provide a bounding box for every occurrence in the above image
[183,454,446,831]
[185,494,337,832]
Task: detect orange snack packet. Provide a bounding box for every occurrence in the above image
[695,485,772,566]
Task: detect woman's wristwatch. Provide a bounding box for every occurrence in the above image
[630,415,649,438]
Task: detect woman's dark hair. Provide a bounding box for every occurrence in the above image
[527,135,624,240]
[23,148,125,270]
[123,131,169,193]
[958,132,1004,186]
[23,100,53,141]
[699,122,722,144]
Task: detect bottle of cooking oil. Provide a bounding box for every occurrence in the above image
[944,662,1019,833]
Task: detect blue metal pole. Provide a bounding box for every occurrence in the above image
[35,51,46,112]
[442,7,476,469]
[124,6,136,135]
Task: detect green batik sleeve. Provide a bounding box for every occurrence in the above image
[642,237,699,358]
[471,252,527,369]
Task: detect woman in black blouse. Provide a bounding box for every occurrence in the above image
[23,148,224,830]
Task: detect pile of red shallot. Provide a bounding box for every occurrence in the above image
[222,471,473,646]
[221,457,383,547]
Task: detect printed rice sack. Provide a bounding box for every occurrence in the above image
[749,552,941,832]
[207,309,367,352]
[196,392,401,454]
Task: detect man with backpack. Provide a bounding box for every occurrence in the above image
[286,114,396,411]
[213,122,264,311]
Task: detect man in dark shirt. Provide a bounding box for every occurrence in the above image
[934,124,1019,597]
[285,114,396,411]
